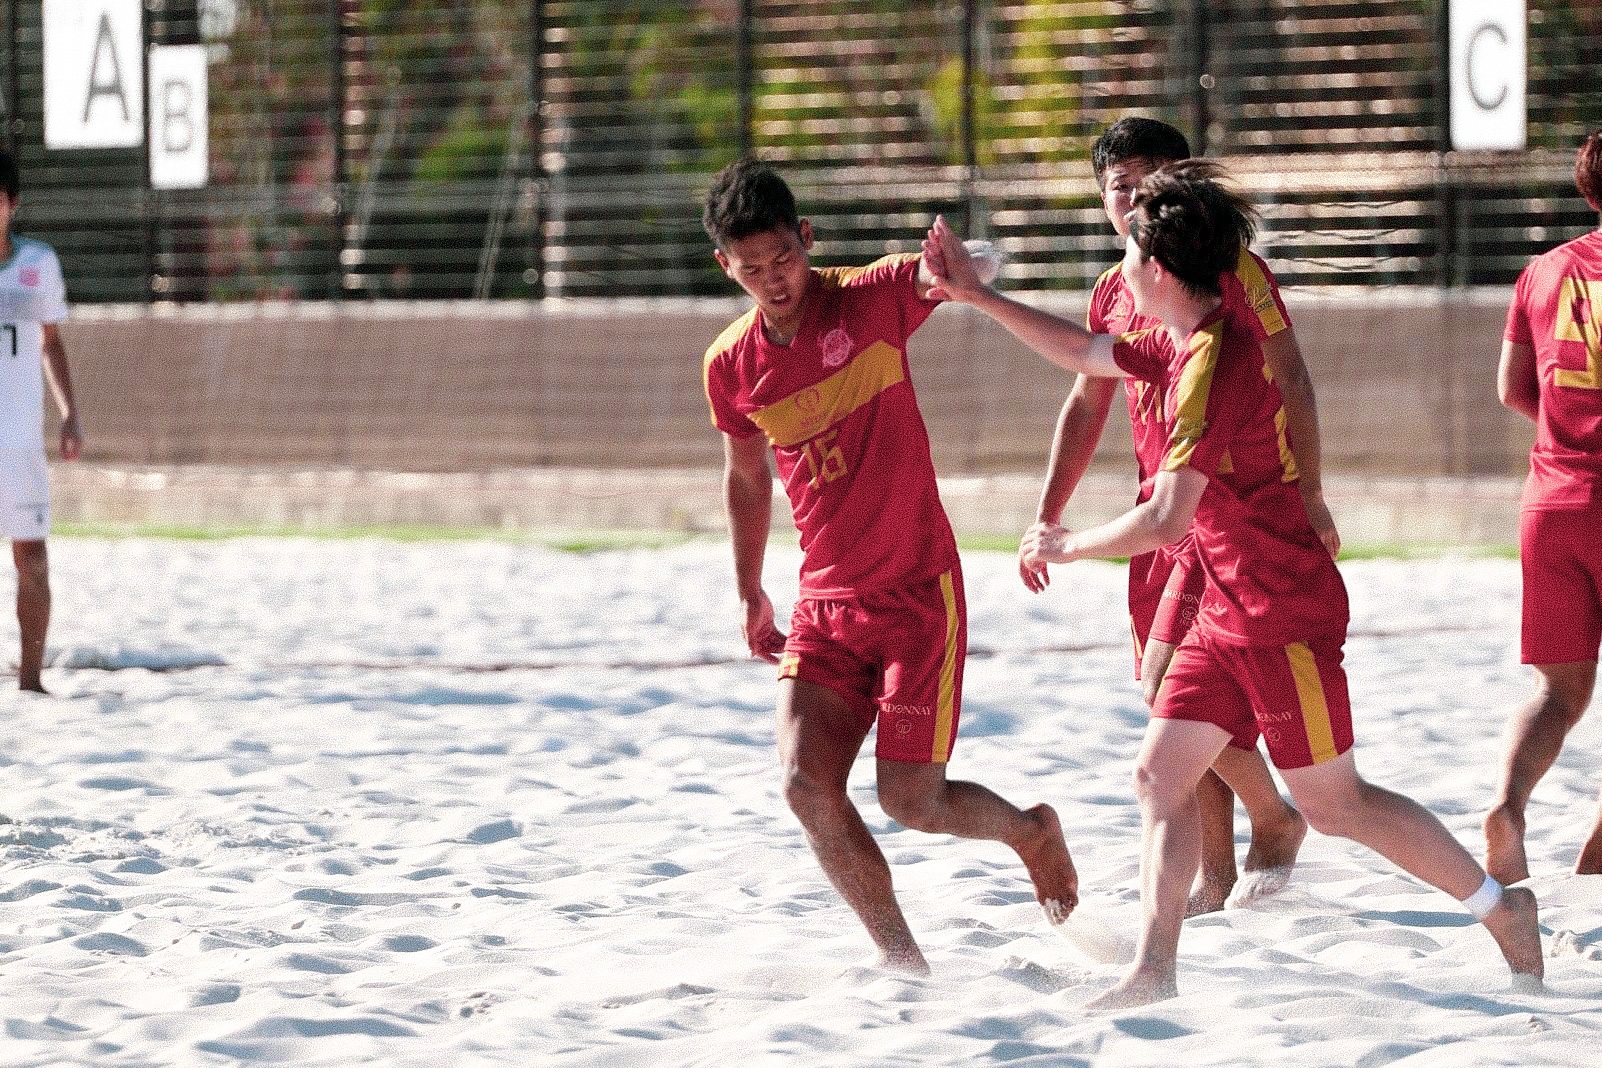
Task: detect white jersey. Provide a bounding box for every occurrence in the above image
[0,236,69,450]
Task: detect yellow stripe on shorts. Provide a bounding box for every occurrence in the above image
[931,571,959,764]
[1285,642,1338,764]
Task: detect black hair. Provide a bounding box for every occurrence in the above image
[1127,159,1257,300]
[0,150,18,201]
[702,157,800,248]
[1576,130,1602,214]
[1091,118,1192,188]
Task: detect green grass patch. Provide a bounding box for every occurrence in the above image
[52,521,707,552]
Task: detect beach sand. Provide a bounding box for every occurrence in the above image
[1,540,1597,1066]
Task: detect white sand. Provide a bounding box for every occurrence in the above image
[2,540,1598,1066]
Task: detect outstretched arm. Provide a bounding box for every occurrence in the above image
[922,215,1124,378]
[1496,339,1539,423]
[41,324,83,461]
[1261,329,1338,557]
[1022,375,1119,593]
[1020,466,1207,570]
[723,432,786,662]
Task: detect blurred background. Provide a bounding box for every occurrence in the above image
[4,1,1601,541]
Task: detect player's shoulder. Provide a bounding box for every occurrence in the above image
[1090,263,1124,295]
[819,253,918,291]
[10,236,61,265]
[704,307,760,366]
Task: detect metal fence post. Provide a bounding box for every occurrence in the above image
[141,0,154,304]
[960,0,977,231]
[529,0,547,300]
[330,0,349,300]
[1434,0,1456,286]
[5,1,18,150]
[738,0,754,158]
[1187,0,1211,155]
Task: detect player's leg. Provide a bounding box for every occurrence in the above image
[1210,743,1307,908]
[1484,660,1595,883]
[1085,716,1230,1010]
[1577,792,1602,876]
[1281,750,1543,983]
[871,570,1077,922]
[13,539,49,692]
[777,676,925,972]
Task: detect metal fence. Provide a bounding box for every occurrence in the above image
[4,0,1600,304]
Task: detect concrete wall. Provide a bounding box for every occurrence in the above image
[59,289,1533,477]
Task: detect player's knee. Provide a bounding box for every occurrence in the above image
[782,766,849,824]
[1140,677,1162,710]
[1130,759,1189,815]
[13,544,49,587]
[877,781,940,832]
[1293,793,1355,838]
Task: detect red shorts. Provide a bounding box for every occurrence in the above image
[778,569,965,764]
[1154,630,1354,770]
[1128,542,1205,681]
[1520,507,1602,665]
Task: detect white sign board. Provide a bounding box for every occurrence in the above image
[149,46,209,189]
[42,0,144,150]
[1449,0,1526,151]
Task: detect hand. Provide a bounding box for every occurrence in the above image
[740,590,787,664]
[1020,521,1074,571]
[920,215,990,303]
[1018,533,1052,594]
[1300,486,1340,558]
[59,414,84,461]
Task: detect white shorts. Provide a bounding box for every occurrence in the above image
[0,449,51,541]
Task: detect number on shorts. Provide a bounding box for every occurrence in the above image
[2,323,14,357]
[1554,278,1602,389]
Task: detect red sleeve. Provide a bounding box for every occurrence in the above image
[1086,266,1119,332]
[1112,327,1170,384]
[1504,263,1534,346]
[1160,326,1259,478]
[825,254,939,336]
[703,350,762,439]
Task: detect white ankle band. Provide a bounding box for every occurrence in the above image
[1462,874,1504,921]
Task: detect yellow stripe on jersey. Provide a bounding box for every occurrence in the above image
[748,340,905,448]
[1162,322,1223,471]
[1554,277,1602,388]
[818,253,920,290]
[931,570,960,764]
[703,308,760,426]
[1273,406,1301,482]
[1234,250,1287,337]
[1285,642,1339,765]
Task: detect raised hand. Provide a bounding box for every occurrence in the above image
[1019,521,1074,571]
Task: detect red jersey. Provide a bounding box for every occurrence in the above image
[1113,305,1347,646]
[1088,247,1291,495]
[1504,229,1602,510]
[704,254,958,598]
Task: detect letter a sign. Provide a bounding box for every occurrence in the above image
[43,0,144,149]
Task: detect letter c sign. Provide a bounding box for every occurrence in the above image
[1449,0,1526,151]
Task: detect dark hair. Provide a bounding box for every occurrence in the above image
[1092,118,1192,188]
[0,150,18,201]
[702,157,800,248]
[1577,131,1602,213]
[1127,159,1257,299]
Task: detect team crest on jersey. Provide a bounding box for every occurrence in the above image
[819,326,854,369]
[19,267,38,288]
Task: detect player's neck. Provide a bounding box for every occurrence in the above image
[0,232,11,262]
[1159,292,1221,344]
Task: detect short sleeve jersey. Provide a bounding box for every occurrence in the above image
[1503,229,1602,510]
[1087,247,1291,495]
[703,254,958,598]
[1113,305,1347,646]
[0,237,69,451]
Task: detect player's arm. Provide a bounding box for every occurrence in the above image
[922,215,1123,378]
[723,431,786,663]
[1260,329,1338,557]
[1496,339,1539,423]
[1021,466,1207,568]
[1021,375,1119,593]
[41,323,83,461]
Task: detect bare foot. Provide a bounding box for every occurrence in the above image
[1483,805,1530,885]
[1578,828,1602,876]
[1186,878,1231,917]
[1085,966,1178,1011]
[1016,804,1078,922]
[1227,813,1305,909]
[1481,885,1544,988]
